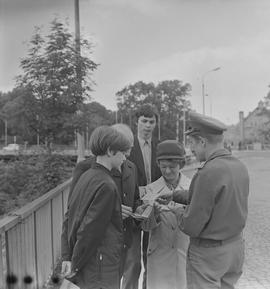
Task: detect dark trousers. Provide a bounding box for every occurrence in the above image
[142,231,149,289]
[121,229,142,289]
[187,236,244,289]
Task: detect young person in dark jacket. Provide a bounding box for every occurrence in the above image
[61,125,132,289]
[61,124,140,280]
[122,104,161,289]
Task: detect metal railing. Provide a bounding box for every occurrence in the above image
[0,179,71,289]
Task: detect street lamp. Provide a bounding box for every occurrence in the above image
[202,67,221,115]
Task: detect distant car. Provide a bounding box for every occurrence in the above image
[3,143,20,151]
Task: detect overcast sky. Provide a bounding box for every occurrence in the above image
[1,0,270,124]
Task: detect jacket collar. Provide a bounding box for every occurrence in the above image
[93,162,112,175]
[199,148,231,169]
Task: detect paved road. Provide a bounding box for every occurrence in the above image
[60,150,270,289]
[234,151,270,289]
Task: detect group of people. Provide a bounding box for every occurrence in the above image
[61,104,250,289]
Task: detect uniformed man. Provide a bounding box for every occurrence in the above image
[162,111,249,289]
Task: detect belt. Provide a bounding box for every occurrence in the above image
[190,233,242,248]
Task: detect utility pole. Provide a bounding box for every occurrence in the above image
[158,114,161,141]
[202,81,206,115]
[176,95,181,142]
[176,112,179,142]
[183,106,187,147]
[4,119,7,146]
[74,0,85,162]
[115,110,118,124]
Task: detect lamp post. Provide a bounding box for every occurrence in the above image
[202,67,221,115]
[205,93,213,116]
[176,112,179,142]
[176,95,181,142]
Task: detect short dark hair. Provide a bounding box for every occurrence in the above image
[90,125,131,156]
[135,104,159,122]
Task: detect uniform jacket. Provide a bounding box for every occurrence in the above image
[61,163,123,289]
[179,148,249,240]
[129,136,161,187]
[141,176,190,289]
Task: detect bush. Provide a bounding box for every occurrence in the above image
[0,154,74,216]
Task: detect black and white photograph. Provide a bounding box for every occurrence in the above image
[1,0,270,289]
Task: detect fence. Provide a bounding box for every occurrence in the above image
[0,179,71,289]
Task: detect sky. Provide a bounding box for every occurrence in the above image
[1,0,270,125]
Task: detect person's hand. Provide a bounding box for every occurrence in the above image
[153,201,164,215]
[134,203,149,215]
[121,205,133,219]
[61,261,72,277]
[156,196,171,206]
[157,190,172,200]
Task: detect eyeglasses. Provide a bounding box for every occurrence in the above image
[159,164,179,171]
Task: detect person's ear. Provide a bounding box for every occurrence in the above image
[106,148,113,157]
[199,136,206,147]
[180,159,186,168]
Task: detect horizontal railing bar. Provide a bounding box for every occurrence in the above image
[0,215,20,233]
[0,179,71,232]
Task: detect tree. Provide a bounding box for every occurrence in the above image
[16,18,98,146]
[155,80,191,140]
[73,101,115,149]
[0,87,31,144]
[116,80,191,141]
[258,85,270,143]
[264,84,270,108]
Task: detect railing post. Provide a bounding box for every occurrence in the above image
[0,233,4,289]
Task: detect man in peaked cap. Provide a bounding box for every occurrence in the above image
[162,111,250,289]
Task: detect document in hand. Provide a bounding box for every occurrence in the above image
[141,183,172,202]
[130,206,153,220]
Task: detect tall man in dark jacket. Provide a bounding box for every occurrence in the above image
[122,104,161,289]
[163,112,249,289]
